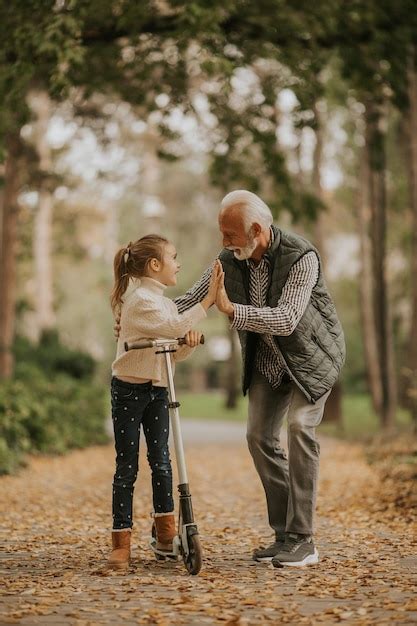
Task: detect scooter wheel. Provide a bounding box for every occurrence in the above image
[183,534,202,575]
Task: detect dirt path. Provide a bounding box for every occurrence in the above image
[1,421,416,625]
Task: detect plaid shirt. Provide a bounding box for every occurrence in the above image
[175,228,319,388]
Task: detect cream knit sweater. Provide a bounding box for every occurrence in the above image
[112,277,207,387]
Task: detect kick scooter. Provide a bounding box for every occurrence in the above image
[124,335,204,575]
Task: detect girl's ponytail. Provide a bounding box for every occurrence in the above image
[110,235,168,315]
[111,244,131,314]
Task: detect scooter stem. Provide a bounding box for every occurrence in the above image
[163,350,188,485]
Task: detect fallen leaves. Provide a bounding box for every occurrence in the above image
[0,435,416,625]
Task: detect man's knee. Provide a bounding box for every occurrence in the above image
[288,417,317,443]
[288,416,307,434]
[288,399,324,429]
[288,418,320,454]
[247,426,272,456]
[246,427,260,451]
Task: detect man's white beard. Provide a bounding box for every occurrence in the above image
[229,237,258,261]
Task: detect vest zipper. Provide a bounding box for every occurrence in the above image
[275,339,314,404]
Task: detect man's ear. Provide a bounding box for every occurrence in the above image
[251,223,262,237]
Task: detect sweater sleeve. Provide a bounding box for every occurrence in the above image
[128,297,207,340]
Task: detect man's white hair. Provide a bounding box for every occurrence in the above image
[220,190,273,232]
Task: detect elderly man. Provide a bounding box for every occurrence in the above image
[174,190,345,567]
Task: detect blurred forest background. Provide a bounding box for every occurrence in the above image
[1,0,417,474]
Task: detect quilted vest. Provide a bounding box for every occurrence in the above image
[219,226,346,403]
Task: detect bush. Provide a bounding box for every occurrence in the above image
[13,330,96,380]
[0,371,109,474]
[0,334,109,475]
[0,384,32,474]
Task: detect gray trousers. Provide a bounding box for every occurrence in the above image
[247,369,330,537]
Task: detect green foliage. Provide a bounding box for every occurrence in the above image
[0,0,84,136]
[0,333,108,474]
[0,371,108,474]
[2,1,416,439]
[0,0,351,215]
[14,330,96,380]
[335,0,416,110]
[2,0,416,206]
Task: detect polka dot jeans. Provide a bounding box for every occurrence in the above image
[111,377,174,530]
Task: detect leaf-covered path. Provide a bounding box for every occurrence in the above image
[1,421,416,625]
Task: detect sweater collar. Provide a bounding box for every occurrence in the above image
[137,276,167,296]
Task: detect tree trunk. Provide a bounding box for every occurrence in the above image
[225,326,239,409]
[30,91,56,336]
[357,144,383,414]
[406,52,417,427]
[312,102,326,259]
[30,92,55,336]
[34,190,55,333]
[365,100,397,429]
[312,102,343,427]
[0,133,23,379]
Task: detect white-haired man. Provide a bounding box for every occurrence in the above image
[174,190,345,567]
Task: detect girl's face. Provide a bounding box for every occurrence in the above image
[151,242,181,286]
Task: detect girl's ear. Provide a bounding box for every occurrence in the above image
[149,257,161,272]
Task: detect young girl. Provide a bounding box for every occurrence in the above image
[108,234,221,569]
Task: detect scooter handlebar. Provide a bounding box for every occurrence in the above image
[125,335,205,352]
[124,339,155,351]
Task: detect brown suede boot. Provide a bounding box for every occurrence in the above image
[108,530,131,570]
[154,513,176,552]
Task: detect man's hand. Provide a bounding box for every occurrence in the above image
[184,330,203,347]
[216,273,234,318]
[201,260,224,311]
[114,315,121,340]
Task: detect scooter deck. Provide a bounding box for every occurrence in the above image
[149,536,179,560]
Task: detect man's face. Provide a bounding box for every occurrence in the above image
[218,208,258,260]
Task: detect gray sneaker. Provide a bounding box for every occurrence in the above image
[271,533,319,567]
[253,536,286,562]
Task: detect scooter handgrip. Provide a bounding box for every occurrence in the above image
[177,334,205,346]
[125,339,154,351]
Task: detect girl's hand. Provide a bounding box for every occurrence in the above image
[184,330,203,348]
[202,260,224,310]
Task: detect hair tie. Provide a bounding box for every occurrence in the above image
[123,242,132,264]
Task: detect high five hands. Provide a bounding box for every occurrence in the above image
[113,260,234,339]
[211,259,234,318]
[196,259,234,317]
